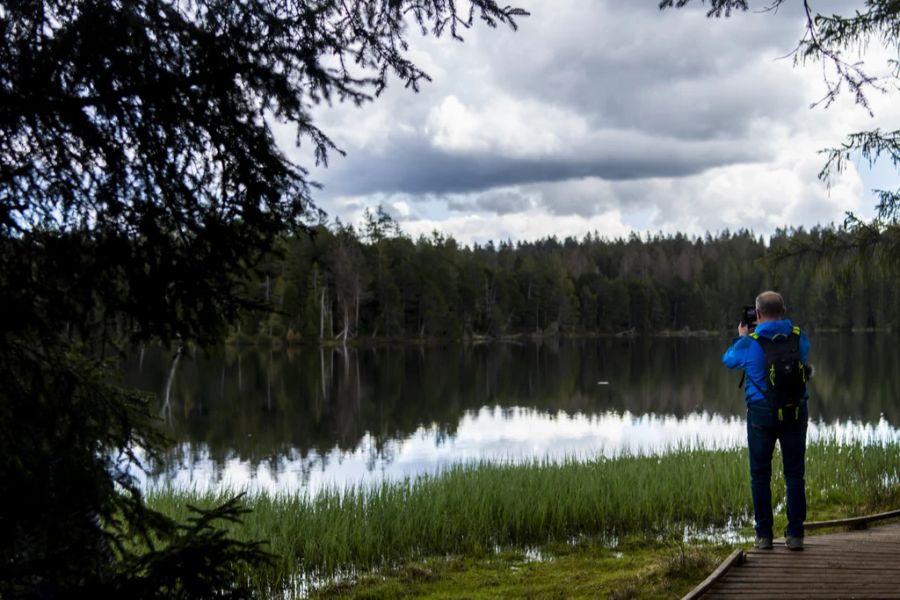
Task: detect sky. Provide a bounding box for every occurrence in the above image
[277,0,900,246]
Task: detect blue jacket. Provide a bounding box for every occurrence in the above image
[722,319,810,405]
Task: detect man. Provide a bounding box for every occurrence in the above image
[723,291,810,551]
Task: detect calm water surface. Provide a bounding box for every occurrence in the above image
[124,334,900,494]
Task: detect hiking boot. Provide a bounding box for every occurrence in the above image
[785,536,804,551]
[754,537,773,550]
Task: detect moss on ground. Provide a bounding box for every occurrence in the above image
[311,539,732,599]
[311,506,900,599]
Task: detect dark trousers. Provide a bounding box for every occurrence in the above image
[747,402,808,539]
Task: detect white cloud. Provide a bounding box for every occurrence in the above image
[425,94,589,157]
[395,208,633,246]
[391,200,411,217]
[286,0,898,243]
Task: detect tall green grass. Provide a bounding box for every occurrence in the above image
[147,440,900,595]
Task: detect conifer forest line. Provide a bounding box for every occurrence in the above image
[242,210,897,343]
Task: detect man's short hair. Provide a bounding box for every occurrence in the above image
[756,291,786,319]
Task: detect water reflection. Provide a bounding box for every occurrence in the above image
[123,335,900,493]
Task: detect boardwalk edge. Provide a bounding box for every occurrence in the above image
[681,548,745,600]
[805,508,900,531]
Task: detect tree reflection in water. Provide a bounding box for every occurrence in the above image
[124,334,900,493]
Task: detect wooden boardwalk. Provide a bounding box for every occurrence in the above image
[687,518,900,599]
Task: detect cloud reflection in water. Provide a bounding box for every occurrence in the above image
[144,407,899,496]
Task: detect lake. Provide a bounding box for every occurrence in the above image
[124,333,900,494]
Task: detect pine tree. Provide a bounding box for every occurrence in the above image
[0,1,527,595]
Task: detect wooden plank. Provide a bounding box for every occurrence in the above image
[724,575,900,582]
[744,560,900,565]
[709,588,900,592]
[681,548,745,600]
[795,542,900,549]
[709,590,900,595]
[685,512,900,599]
[746,553,900,560]
[755,541,900,549]
[826,533,900,541]
[706,593,900,599]
[740,556,900,562]
[787,552,900,557]
[728,568,900,574]
[704,592,897,600]
[754,550,900,555]
[742,554,900,561]
[709,585,900,593]
[715,574,900,583]
[710,581,900,589]
[805,508,900,531]
[745,555,900,562]
[710,587,900,591]
[741,560,900,567]
[711,580,900,585]
[749,548,900,555]
[734,566,900,574]
[707,583,900,591]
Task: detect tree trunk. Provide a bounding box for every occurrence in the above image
[162,343,184,420]
[266,355,272,411]
[319,346,327,403]
[340,305,349,346]
[355,278,360,334]
[319,287,326,340]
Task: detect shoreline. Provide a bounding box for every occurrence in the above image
[148,440,900,598]
[224,325,895,349]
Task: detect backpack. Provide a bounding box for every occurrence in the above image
[747,326,808,421]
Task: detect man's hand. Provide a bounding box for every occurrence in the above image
[738,322,749,337]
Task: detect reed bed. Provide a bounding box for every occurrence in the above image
[148,440,900,596]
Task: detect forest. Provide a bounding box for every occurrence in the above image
[240,207,898,343]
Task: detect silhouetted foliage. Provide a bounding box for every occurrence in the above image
[0,1,525,597]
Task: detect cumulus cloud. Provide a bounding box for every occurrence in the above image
[425,94,589,157]
[281,0,897,243]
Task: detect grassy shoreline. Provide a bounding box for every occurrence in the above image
[148,440,900,597]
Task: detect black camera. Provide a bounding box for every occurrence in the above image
[740,305,757,330]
